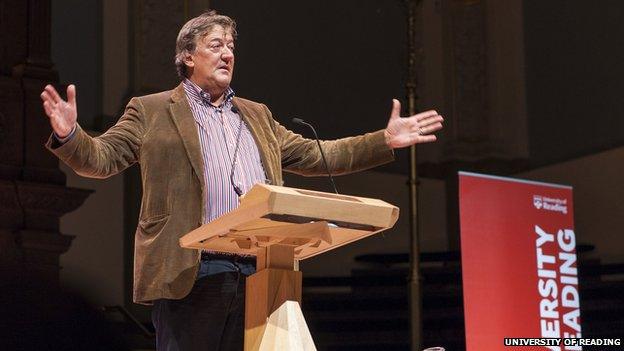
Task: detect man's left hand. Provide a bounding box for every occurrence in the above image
[384,99,444,149]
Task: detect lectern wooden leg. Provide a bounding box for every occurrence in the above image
[244,268,316,350]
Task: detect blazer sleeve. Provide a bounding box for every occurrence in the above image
[45,97,146,179]
[266,105,395,176]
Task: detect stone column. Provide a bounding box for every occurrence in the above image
[429,0,529,249]
[0,0,91,283]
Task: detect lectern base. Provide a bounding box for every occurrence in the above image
[244,268,316,351]
[258,301,315,351]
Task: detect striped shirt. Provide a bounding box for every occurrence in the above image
[182,79,267,225]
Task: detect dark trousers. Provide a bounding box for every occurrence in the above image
[151,270,248,351]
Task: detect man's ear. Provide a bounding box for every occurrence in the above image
[183,54,194,69]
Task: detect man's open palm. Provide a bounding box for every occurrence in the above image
[40,84,77,138]
[384,99,444,149]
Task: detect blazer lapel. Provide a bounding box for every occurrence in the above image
[232,98,275,185]
[168,84,205,191]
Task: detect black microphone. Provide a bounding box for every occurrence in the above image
[292,118,339,194]
[231,180,243,197]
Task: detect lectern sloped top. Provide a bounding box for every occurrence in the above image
[179,184,399,260]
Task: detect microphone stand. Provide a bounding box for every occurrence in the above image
[292,118,339,195]
[404,0,424,350]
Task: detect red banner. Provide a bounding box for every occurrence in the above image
[459,172,581,350]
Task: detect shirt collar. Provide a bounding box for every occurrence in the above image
[182,78,235,106]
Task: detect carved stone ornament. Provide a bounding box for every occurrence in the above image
[16,181,93,217]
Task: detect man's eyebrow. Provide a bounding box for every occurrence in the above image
[206,37,234,43]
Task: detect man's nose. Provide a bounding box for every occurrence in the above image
[221,48,234,60]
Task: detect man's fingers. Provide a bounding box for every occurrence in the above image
[411,121,442,133]
[417,134,437,143]
[405,114,442,130]
[409,115,443,132]
[428,122,443,133]
[390,99,401,120]
[40,90,52,104]
[44,84,63,103]
[420,116,444,128]
[67,84,76,107]
[42,100,54,117]
[414,122,443,135]
[414,110,439,121]
[409,132,437,144]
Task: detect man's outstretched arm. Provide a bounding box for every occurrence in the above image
[40,84,145,179]
[276,99,444,176]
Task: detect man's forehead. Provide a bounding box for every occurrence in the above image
[203,25,235,41]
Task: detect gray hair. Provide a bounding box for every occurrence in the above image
[174,10,237,78]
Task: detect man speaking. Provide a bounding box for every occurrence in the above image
[40,10,443,351]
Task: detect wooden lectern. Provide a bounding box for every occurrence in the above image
[180,184,399,350]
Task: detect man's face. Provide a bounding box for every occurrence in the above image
[185,25,235,93]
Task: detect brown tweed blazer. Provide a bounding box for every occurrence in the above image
[47,83,394,304]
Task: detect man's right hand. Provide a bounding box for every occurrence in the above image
[40,84,77,138]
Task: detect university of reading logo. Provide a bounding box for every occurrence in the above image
[533,195,567,214]
[533,196,543,209]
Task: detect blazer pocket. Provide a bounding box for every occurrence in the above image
[138,213,170,236]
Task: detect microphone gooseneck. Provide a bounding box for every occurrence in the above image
[292,118,339,195]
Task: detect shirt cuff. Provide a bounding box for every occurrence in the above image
[53,125,77,144]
